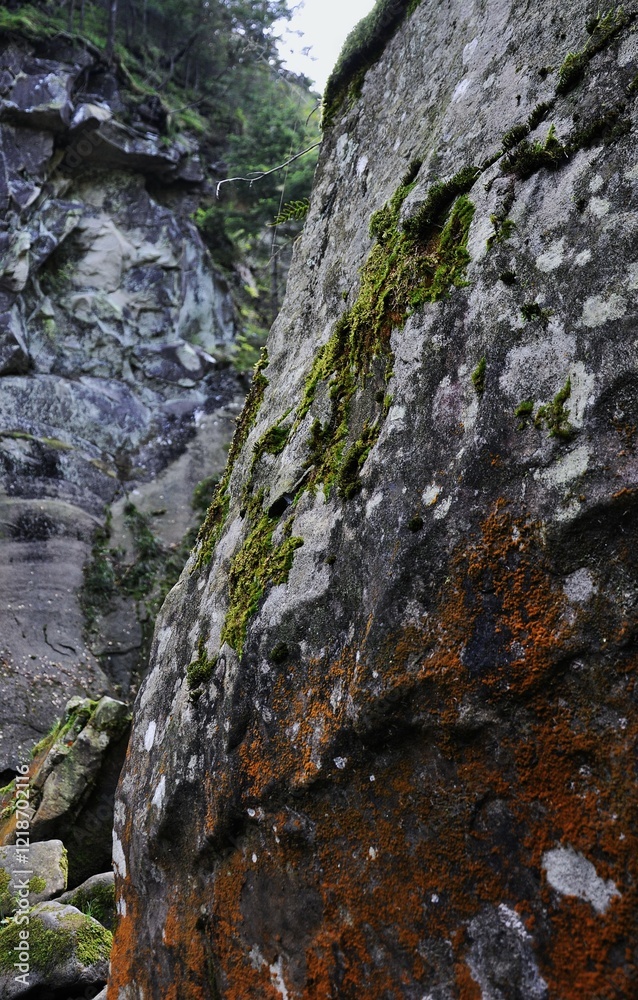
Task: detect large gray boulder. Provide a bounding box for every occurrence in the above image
[110,1,638,997]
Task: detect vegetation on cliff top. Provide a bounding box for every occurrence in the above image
[323,0,423,126]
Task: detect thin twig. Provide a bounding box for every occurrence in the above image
[215,142,321,198]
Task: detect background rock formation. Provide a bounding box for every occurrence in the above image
[0,28,243,776]
[111,0,638,997]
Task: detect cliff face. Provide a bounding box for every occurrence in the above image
[0,30,241,775]
[111,1,638,997]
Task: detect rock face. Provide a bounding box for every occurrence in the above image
[0,30,242,772]
[110,1,638,997]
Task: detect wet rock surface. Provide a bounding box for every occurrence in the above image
[110,0,638,997]
[0,30,243,771]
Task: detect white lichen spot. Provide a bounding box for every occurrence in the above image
[534,444,589,488]
[588,197,611,218]
[422,483,441,507]
[452,77,472,102]
[535,238,565,273]
[463,38,479,64]
[627,262,638,290]
[368,846,377,860]
[433,497,452,520]
[269,956,289,1000]
[334,756,347,770]
[543,846,620,913]
[356,155,369,177]
[143,720,156,752]
[151,776,166,811]
[252,853,258,864]
[483,73,496,89]
[589,174,604,194]
[582,293,627,328]
[112,832,127,878]
[564,568,596,603]
[248,944,265,970]
[116,897,127,917]
[366,492,384,518]
[575,249,592,267]
[370,774,376,782]
[330,679,343,712]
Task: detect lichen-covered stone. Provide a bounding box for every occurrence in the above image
[110,1,638,997]
[0,840,68,916]
[0,697,130,887]
[58,871,116,931]
[0,900,111,998]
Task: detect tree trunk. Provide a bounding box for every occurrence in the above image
[106,0,118,61]
[79,0,85,31]
[67,0,75,32]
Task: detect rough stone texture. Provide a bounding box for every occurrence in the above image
[0,839,67,915]
[0,900,111,999]
[0,31,242,772]
[58,871,116,931]
[1,697,130,887]
[111,1,638,998]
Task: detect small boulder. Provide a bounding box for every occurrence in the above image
[57,871,115,931]
[0,900,111,998]
[0,840,68,917]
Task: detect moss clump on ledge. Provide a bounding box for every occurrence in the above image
[535,377,574,439]
[221,507,304,655]
[187,636,218,689]
[322,0,423,127]
[0,909,112,974]
[471,357,487,396]
[196,349,269,567]
[557,6,630,95]
[504,124,565,178]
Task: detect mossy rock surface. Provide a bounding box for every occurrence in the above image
[0,900,111,998]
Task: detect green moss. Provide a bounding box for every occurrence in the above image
[187,636,218,689]
[566,102,632,151]
[515,399,534,419]
[527,101,554,131]
[196,349,269,566]
[504,124,565,179]
[535,377,574,439]
[221,512,303,654]
[252,415,292,464]
[0,908,109,973]
[0,869,12,917]
[28,876,47,895]
[501,123,530,151]
[337,424,379,499]
[403,165,480,241]
[521,302,551,323]
[557,6,630,95]
[471,357,487,396]
[486,215,516,249]
[75,917,113,966]
[323,0,423,126]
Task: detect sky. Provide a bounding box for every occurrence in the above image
[276,0,377,94]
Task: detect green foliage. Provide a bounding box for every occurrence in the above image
[535,378,574,439]
[504,125,565,178]
[197,350,269,565]
[269,199,310,227]
[323,0,423,126]
[28,876,47,895]
[187,636,217,689]
[557,6,629,94]
[515,399,535,429]
[252,416,292,463]
[471,357,487,396]
[403,166,480,241]
[501,123,530,151]
[487,215,516,249]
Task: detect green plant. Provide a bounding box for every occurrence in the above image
[268,199,310,227]
[504,124,565,178]
[557,6,629,95]
[535,378,574,439]
[187,636,217,689]
[471,357,487,396]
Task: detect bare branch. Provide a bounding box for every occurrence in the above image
[215,142,321,199]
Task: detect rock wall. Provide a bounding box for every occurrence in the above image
[111,1,638,997]
[0,30,242,775]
